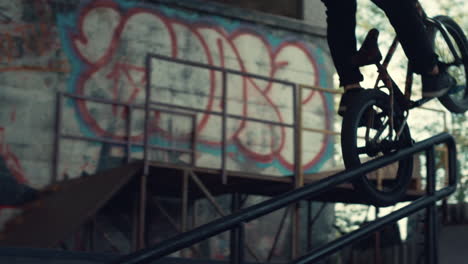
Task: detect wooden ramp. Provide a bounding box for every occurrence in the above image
[0,162,143,248]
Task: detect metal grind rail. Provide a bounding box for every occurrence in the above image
[112,132,457,264]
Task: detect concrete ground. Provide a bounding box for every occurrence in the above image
[439,225,468,263]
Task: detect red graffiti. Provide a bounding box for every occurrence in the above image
[69,1,331,171]
[0,0,69,73]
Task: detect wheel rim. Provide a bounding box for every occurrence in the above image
[353,97,411,194]
[433,25,468,104]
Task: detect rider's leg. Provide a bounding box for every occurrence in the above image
[321,0,363,88]
[372,0,455,97]
[372,0,436,74]
[321,0,365,116]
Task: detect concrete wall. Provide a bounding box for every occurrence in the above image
[303,0,328,29]
[0,0,335,188]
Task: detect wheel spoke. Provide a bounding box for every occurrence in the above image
[373,119,389,140]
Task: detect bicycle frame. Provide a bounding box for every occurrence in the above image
[369,3,463,140]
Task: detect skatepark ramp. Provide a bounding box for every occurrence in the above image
[0,163,142,248]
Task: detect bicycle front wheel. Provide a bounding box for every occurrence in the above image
[428,15,468,113]
[341,90,414,207]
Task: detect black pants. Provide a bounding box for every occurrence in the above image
[321,0,438,86]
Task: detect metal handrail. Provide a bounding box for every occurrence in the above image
[145,53,299,185]
[112,132,457,264]
[53,92,198,182]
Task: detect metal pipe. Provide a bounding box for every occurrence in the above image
[302,127,340,135]
[267,206,290,262]
[150,101,294,127]
[293,189,454,264]
[221,71,228,184]
[61,92,196,118]
[96,225,121,253]
[137,173,147,250]
[291,204,300,260]
[112,133,457,264]
[148,53,294,86]
[131,191,139,251]
[181,171,189,233]
[292,84,301,259]
[126,106,132,163]
[425,146,437,264]
[298,84,343,94]
[60,134,192,154]
[152,197,200,257]
[53,92,63,183]
[181,171,189,258]
[135,54,153,250]
[307,201,312,251]
[189,170,260,262]
[153,198,180,231]
[189,170,226,216]
[190,116,197,167]
[230,192,244,264]
[294,84,303,188]
[143,54,152,175]
[374,207,382,264]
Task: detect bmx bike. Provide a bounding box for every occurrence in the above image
[341,3,468,206]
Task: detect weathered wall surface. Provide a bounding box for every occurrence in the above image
[0,0,335,188]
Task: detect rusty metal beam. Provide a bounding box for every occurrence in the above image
[181,170,189,258]
[94,223,121,253]
[137,174,148,250]
[188,170,260,262]
[188,170,226,216]
[152,197,200,257]
[267,206,290,262]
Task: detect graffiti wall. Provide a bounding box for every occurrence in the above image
[0,0,337,257]
[0,0,335,186]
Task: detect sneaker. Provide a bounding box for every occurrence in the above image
[422,64,456,98]
[338,88,364,116]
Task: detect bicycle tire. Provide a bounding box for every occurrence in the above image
[341,89,413,207]
[427,15,468,113]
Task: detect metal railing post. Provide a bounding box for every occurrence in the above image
[135,54,153,250]
[221,71,228,184]
[126,105,133,164]
[230,192,244,264]
[292,83,302,259]
[191,115,197,167]
[294,84,303,188]
[53,92,63,183]
[144,55,152,175]
[425,146,437,264]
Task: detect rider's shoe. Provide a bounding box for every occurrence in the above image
[338,87,364,116]
[422,64,456,98]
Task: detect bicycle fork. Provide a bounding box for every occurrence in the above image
[374,62,396,140]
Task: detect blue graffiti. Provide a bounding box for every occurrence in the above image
[57,0,334,175]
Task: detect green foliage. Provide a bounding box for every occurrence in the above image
[335,0,468,233]
[355,0,468,203]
